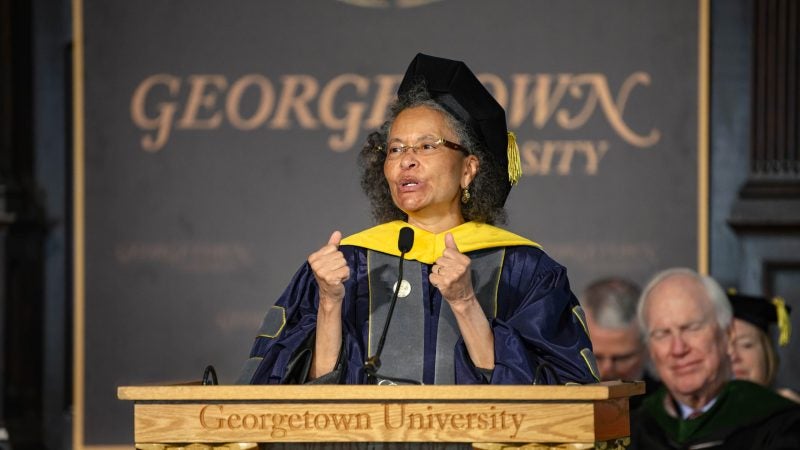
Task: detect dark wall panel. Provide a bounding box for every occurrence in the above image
[78,0,702,445]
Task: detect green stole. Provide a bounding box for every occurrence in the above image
[644,380,799,444]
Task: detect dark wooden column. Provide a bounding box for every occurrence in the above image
[1,0,47,447]
[728,0,800,396]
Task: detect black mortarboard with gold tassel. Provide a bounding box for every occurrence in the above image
[727,288,792,346]
[397,53,522,206]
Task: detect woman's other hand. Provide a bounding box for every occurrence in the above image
[308,231,350,304]
[308,231,348,379]
[430,233,476,308]
[430,232,494,369]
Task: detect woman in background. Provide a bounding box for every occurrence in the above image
[728,290,799,403]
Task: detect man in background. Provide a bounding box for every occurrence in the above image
[581,277,659,408]
[630,268,800,449]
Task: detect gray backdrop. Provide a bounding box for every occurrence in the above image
[80,0,700,446]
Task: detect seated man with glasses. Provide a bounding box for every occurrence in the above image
[630,268,800,449]
[237,53,599,387]
[581,277,661,409]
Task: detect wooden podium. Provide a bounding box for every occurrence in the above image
[117,381,643,449]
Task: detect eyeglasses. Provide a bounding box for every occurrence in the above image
[648,319,711,343]
[380,137,467,160]
[594,350,642,367]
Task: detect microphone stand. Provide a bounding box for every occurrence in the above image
[363,250,406,383]
[364,227,419,384]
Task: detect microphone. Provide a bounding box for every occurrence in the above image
[364,227,414,383]
[397,226,414,253]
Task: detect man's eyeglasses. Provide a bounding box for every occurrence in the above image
[379,137,467,160]
[594,350,642,367]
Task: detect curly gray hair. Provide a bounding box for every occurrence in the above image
[357,81,509,225]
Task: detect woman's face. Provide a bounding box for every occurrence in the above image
[730,318,769,385]
[383,106,478,230]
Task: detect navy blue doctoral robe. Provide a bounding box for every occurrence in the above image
[240,239,599,386]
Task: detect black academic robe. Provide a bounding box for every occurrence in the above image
[239,221,598,386]
[630,380,800,449]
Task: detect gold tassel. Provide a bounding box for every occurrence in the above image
[772,296,791,346]
[506,131,522,186]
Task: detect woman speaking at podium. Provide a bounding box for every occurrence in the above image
[239,54,599,386]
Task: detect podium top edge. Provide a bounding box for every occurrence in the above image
[118,380,645,401]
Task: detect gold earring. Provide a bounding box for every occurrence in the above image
[461,187,471,204]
